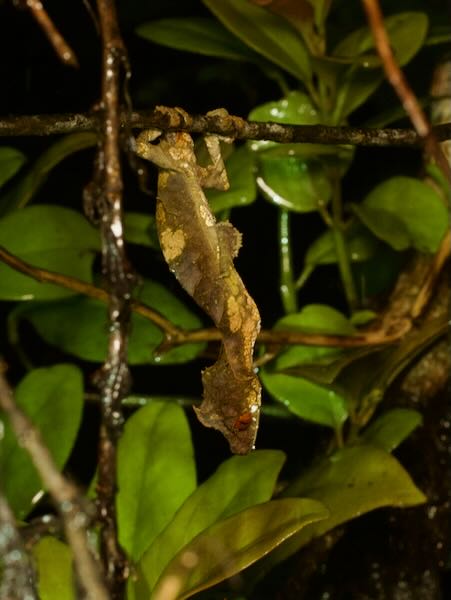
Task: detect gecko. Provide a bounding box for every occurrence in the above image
[135,108,261,454]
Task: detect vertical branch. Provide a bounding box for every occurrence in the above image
[84,0,134,595]
[0,489,37,600]
[361,0,451,180]
[362,0,451,319]
[330,178,358,312]
[278,208,298,314]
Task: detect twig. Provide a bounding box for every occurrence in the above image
[23,0,79,67]
[0,108,450,145]
[85,0,133,595]
[0,243,411,349]
[362,0,450,180]
[0,488,37,600]
[362,0,451,321]
[0,365,109,600]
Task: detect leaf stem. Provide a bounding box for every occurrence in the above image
[278,208,298,314]
[330,179,359,312]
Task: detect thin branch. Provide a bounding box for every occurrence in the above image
[23,0,79,67]
[362,0,451,322]
[85,0,133,595]
[0,365,109,600]
[0,488,37,600]
[362,0,450,179]
[0,108,450,145]
[0,244,411,349]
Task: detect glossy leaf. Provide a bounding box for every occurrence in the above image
[20,279,205,365]
[351,203,410,251]
[333,13,429,120]
[32,537,74,600]
[202,0,312,83]
[0,204,99,300]
[361,408,423,452]
[124,212,159,249]
[149,498,328,600]
[275,304,355,336]
[304,224,378,266]
[271,304,353,371]
[136,17,259,62]
[206,145,257,212]
[248,91,319,155]
[353,176,449,252]
[117,402,196,562]
[136,450,285,593]
[0,365,83,518]
[267,445,426,568]
[0,133,96,216]
[257,156,332,213]
[248,92,354,178]
[260,369,348,429]
[250,0,331,55]
[349,309,377,327]
[334,12,428,65]
[0,147,26,188]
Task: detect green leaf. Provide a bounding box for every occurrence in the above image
[136,450,285,593]
[124,212,160,249]
[0,365,83,519]
[353,176,449,252]
[32,537,74,600]
[361,408,423,452]
[250,0,330,56]
[0,205,100,300]
[260,369,348,429]
[334,12,428,65]
[304,224,378,266]
[248,91,320,155]
[333,12,429,119]
[271,304,354,371]
[202,0,312,83]
[257,156,332,213]
[136,17,260,62]
[266,445,426,569]
[425,24,451,46]
[0,147,26,188]
[206,146,257,212]
[19,279,205,365]
[149,498,328,600]
[349,309,377,327]
[351,203,410,251]
[0,133,96,216]
[275,304,355,336]
[117,402,196,562]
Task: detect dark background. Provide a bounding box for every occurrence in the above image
[0,1,449,598]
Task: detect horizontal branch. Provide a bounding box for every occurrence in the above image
[0,107,450,147]
[0,244,410,349]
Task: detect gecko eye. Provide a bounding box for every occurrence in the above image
[234,412,253,431]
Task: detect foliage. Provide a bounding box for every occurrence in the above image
[1,0,449,598]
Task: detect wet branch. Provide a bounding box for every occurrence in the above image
[21,0,78,67]
[0,244,411,350]
[0,108,450,146]
[0,365,109,600]
[83,0,134,595]
[0,488,37,600]
[362,0,451,326]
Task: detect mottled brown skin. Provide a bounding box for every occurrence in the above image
[135,123,261,453]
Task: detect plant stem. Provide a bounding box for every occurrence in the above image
[278,208,298,314]
[330,179,359,312]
